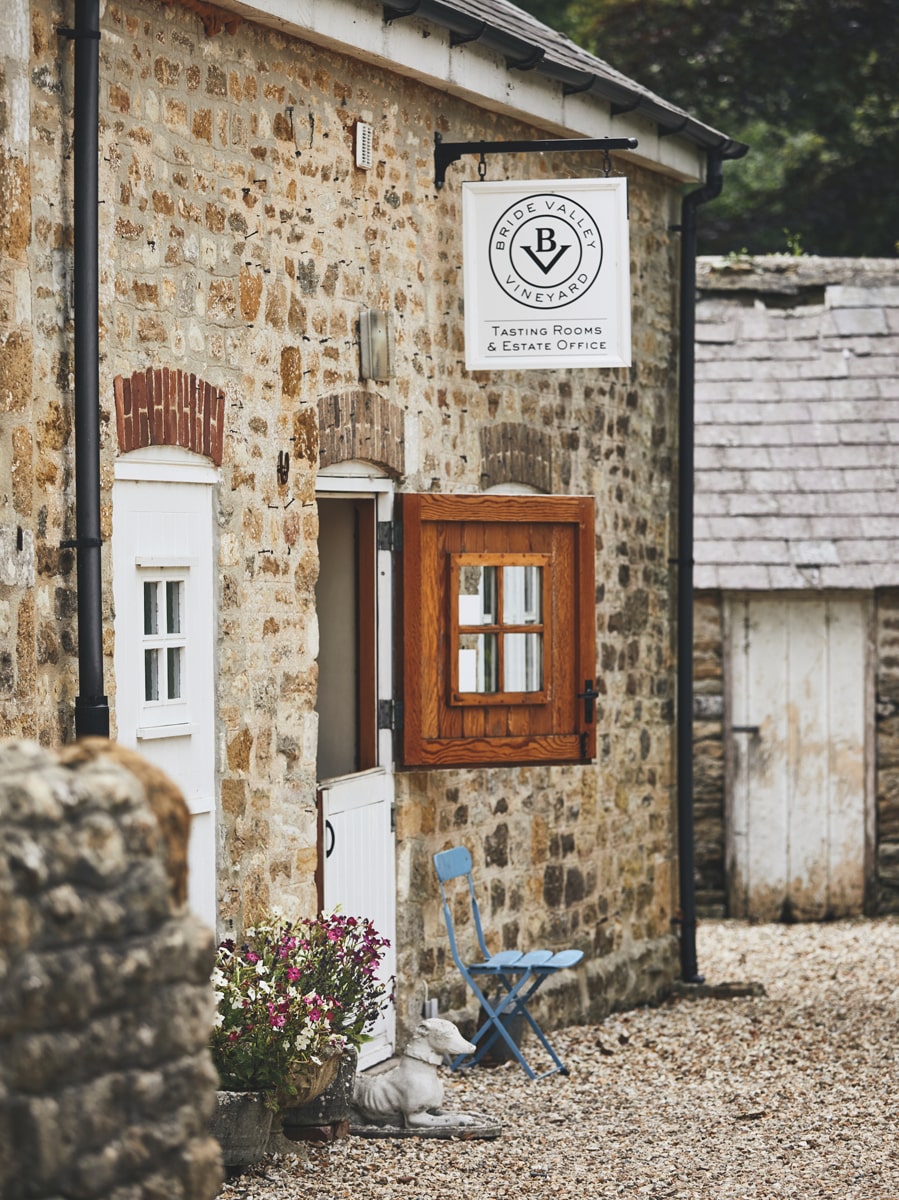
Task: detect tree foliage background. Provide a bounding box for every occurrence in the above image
[516,0,898,257]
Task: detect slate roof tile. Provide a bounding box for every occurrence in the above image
[693,260,899,588]
[831,308,890,337]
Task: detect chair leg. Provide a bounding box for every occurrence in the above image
[458,970,573,1080]
[452,983,539,1078]
[489,971,571,1078]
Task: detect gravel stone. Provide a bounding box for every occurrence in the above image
[219,919,899,1199]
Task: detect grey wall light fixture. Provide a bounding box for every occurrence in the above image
[359,309,394,380]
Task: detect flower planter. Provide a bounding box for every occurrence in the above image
[210,1091,274,1168]
[280,1050,342,1109]
[281,1048,358,1134]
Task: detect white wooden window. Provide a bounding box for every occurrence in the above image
[136,565,192,732]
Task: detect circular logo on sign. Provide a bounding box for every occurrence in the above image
[488,194,603,310]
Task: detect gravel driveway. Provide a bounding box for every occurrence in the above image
[220,918,899,1199]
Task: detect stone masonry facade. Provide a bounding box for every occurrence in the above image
[0,738,221,1200]
[2,0,689,1038]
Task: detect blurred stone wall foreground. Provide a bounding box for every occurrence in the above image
[0,738,222,1200]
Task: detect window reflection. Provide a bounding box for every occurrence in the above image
[504,632,543,692]
[458,632,499,694]
[456,561,544,694]
[458,564,497,625]
[503,565,541,625]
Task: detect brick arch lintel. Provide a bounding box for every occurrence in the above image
[317,389,405,479]
[114,367,225,467]
[479,422,553,494]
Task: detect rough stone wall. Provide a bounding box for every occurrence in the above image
[875,590,899,912]
[0,0,43,743]
[692,592,726,917]
[0,739,221,1200]
[5,0,686,1033]
[400,159,684,1026]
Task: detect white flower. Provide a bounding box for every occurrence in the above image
[213,1012,225,1028]
[255,960,269,976]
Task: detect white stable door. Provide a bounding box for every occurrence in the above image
[316,472,396,1069]
[728,594,869,921]
[112,451,217,930]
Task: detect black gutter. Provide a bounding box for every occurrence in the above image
[675,148,743,981]
[67,0,109,738]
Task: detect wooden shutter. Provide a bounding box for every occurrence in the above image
[399,494,596,768]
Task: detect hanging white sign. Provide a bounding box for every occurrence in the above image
[462,177,631,370]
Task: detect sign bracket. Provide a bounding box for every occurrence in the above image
[434,133,638,189]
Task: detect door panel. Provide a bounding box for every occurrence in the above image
[315,480,396,1069]
[728,594,867,920]
[112,471,216,929]
[320,769,396,1069]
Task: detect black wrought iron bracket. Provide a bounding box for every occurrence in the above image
[434,132,638,189]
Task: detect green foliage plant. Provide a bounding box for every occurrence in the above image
[210,911,392,1100]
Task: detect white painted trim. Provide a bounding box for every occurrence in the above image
[115,446,220,485]
[222,0,705,182]
[135,557,197,569]
[318,460,391,483]
[136,723,198,741]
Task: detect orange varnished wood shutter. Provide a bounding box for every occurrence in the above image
[399,494,596,768]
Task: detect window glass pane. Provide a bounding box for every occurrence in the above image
[166,580,182,634]
[167,646,183,699]
[144,648,159,701]
[458,632,499,693]
[504,633,543,692]
[458,564,497,625]
[503,565,542,625]
[143,581,158,635]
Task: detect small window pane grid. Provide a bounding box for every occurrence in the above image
[142,578,186,706]
[451,555,549,704]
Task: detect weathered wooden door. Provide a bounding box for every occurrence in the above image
[727,594,869,920]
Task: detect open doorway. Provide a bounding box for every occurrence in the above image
[315,471,396,1067]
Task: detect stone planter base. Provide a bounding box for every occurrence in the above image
[210,1091,274,1168]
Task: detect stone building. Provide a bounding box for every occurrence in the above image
[1,0,743,1059]
[692,256,899,922]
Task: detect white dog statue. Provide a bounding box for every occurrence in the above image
[351,1017,479,1129]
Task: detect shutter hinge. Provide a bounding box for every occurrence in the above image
[377,520,402,552]
[378,699,404,731]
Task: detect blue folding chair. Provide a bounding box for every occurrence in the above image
[434,845,584,1080]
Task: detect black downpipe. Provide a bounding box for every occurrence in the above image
[675,150,724,982]
[71,0,109,738]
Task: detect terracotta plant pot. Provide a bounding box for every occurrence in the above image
[210,1091,274,1168]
